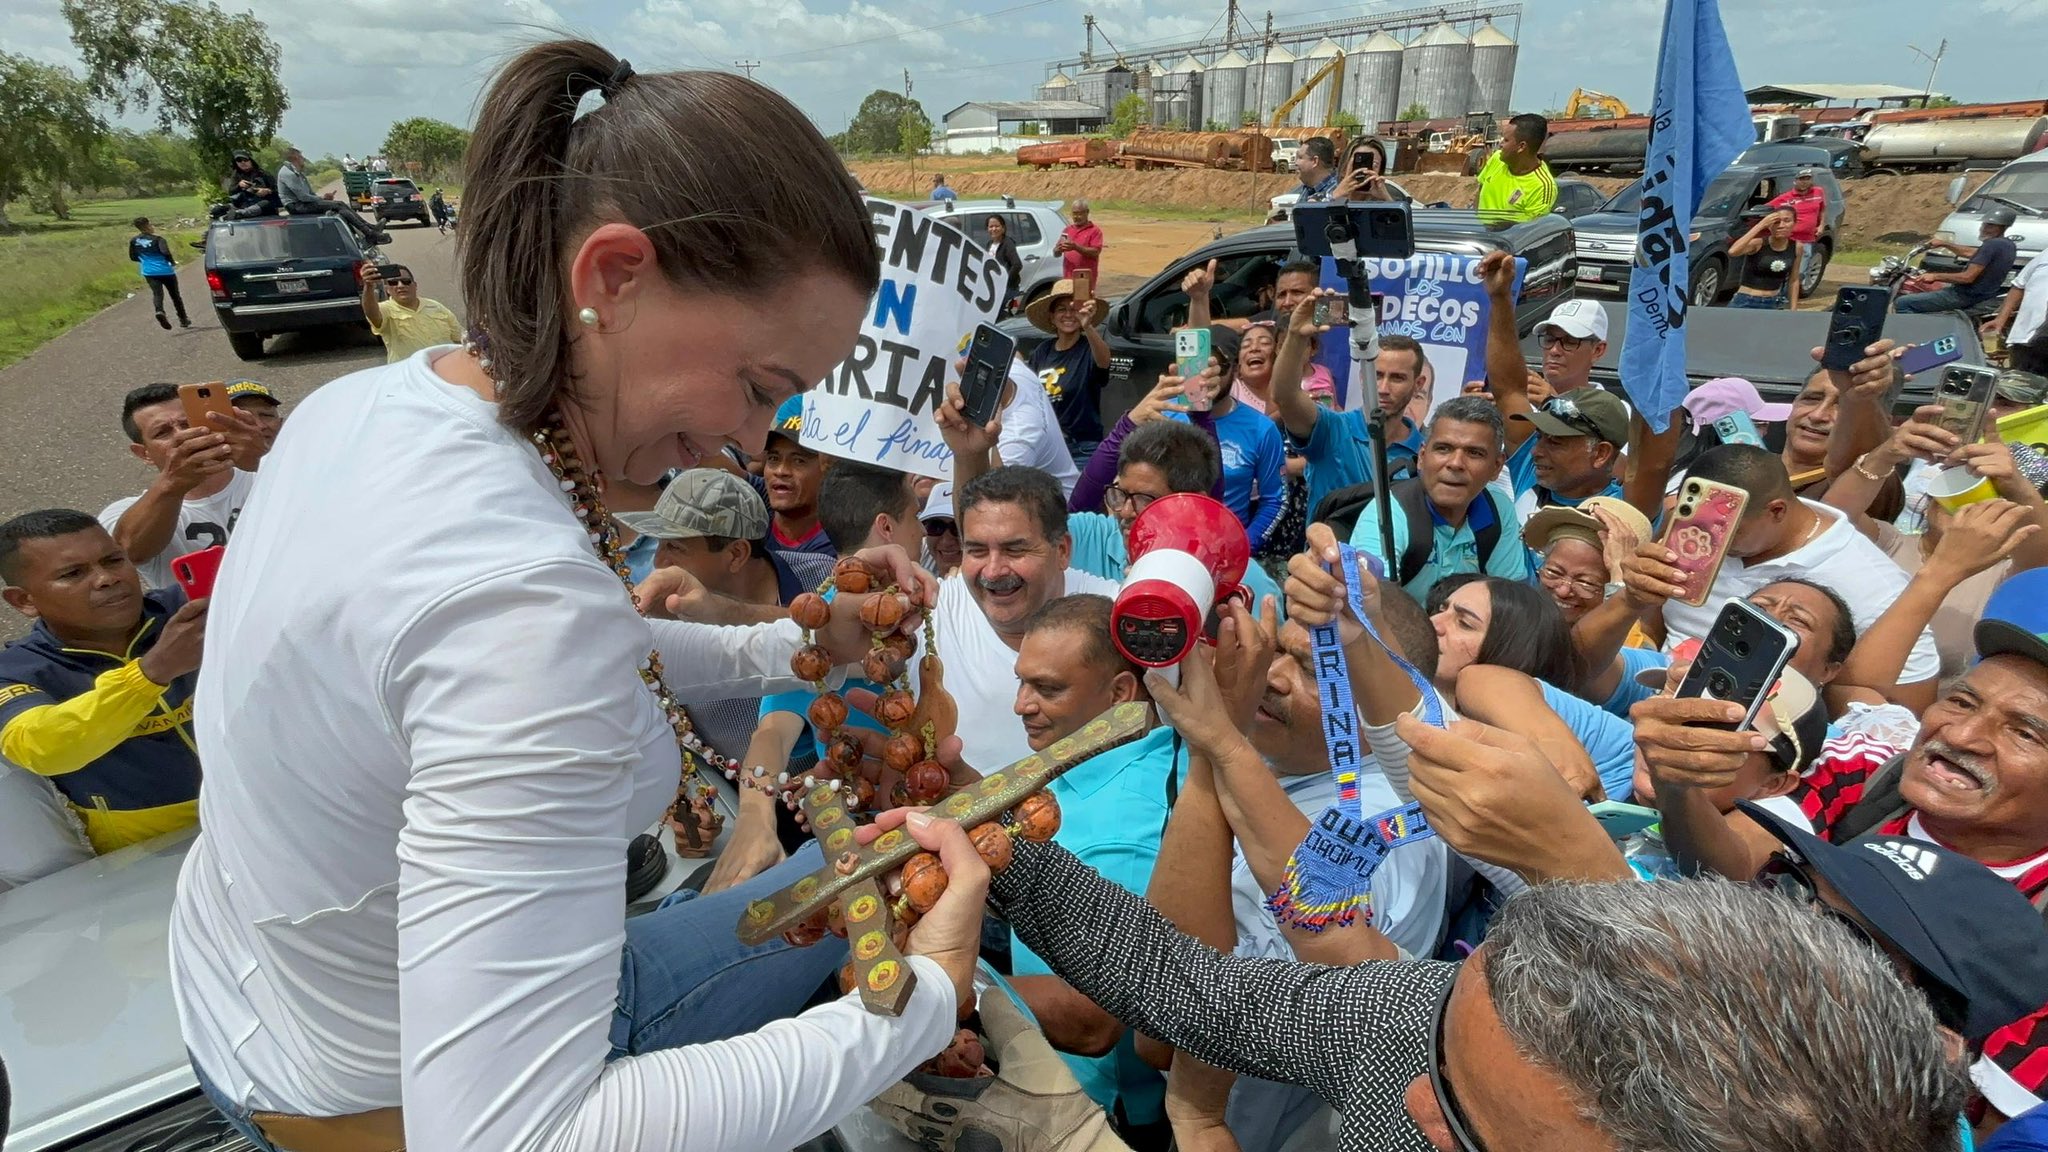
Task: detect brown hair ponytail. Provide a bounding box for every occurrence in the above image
[460,39,878,431]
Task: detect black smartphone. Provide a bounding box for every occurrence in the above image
[1293,202,1414,261]
[1674,600,1799,731]
[1821,287,1888,371]
[374,263,408,281]
[959,323,1016,426]
[1936,364,2000,444]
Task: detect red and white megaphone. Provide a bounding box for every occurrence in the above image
[1112,493,1251,668]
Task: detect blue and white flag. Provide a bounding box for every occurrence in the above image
[1620,0,1752,432]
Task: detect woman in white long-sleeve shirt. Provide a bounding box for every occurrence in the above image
[169,40,986,1152]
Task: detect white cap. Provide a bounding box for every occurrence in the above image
[921,482,956,523]
[1538,299,1610,343]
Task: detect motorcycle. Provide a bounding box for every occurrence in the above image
[1869,241,2004,320]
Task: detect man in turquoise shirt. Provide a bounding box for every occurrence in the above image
[1349,396,1529,597]
[1004,594,1187,1134]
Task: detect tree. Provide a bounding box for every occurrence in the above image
[835,89,932,155]
[383,117,470,175]
[1398,102,1431,123]
[0,53,104,229]
[1330,110,1361,133]
[62,0,287,168]
[1107,92,1147,138]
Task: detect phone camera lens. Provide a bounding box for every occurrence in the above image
[1727,615,1744,635]
[1707,670,1738,697]
[1731,639,1751,658]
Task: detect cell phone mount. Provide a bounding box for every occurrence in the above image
[1318,212,1383,364]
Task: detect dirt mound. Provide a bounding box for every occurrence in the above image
[851,159,1965,254]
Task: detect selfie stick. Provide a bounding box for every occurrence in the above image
[1325,212,1397,564]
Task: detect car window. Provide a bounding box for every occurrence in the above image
[1135,249,1288,335]
[958,212,1043,250]
[212,219,356,262]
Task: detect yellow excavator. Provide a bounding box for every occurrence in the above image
[1563,88,1630,119]
[1271,53,1346,128]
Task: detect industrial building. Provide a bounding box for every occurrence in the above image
[939,100,1109,154]
[1033,0,1521,132]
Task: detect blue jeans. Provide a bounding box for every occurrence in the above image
[1728,291,1786,310]
[1895,285,1976,314]
[194,843,839,1146]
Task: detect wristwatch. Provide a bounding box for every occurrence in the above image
[1603,581,1626,599]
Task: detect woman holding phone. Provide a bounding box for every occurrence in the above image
[169,39,983,1152]
[1727,210,1803,311]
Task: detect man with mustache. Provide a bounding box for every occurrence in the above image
[0,510,209,854]
[1638,565,2048,1131]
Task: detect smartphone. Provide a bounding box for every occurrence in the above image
[1895,334,1964,377]
[1071,270,1092,302]
[1712,411,1763,448]
[959,323,1016,427]
[1821,287,1889,371]
[1173,326,1212,387]
[177,381,235,431]
[1589,801,1660,841]
[1662,477,1749,606]
[1936,365,2000,444]
[170,545,225,600]
[1313,295,1351,326]
[1293,202,1415,260]
[373,262,407,281]
[1673,599,1799,731]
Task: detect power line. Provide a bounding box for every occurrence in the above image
[734,60,760,78]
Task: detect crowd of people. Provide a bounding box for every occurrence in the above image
[9,38,2048,1152]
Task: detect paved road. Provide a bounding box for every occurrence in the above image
[0,219,463,637]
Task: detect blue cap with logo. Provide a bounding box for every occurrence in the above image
[768,394,806,445]
[1976,568,2048,671]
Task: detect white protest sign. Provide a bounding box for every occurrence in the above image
[1319,253,1521,413]
[800,198,1007,480]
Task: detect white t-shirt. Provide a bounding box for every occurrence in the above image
[1661,499,1940,683]
[99,469,258,589]
[2010,256,2048,345]
[999,359,1080,496]
[913,568,1117,774]
[169,350,954,1152]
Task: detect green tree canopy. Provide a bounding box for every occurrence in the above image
[1108,93,1147,138]
[1398,102,1432,122]
[383,117,470,174]
[61,0,287,168]
[0,53,105,228]
[836,89,932,155]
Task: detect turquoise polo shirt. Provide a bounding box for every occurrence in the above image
[1505,437,1626,522]
[1009,725,1189,1125]
[1299,408,1423,525]
[1600,647,1672,721]
[1066,511,1284,619]
[1537,680,1637,801]
[1347,486,1529,598]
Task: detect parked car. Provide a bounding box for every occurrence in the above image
[1002,209,1579,426]
[919,197,1069,306]
[1569,158,1847,305]
[203,213,379,362]
[1935,153,2048,281]
[1550,176,1607,220]
[1271,138,1301,172]
[368,177,431,227]
[1742,138,1869,181]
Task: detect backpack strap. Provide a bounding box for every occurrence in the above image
[1827,751,1910,846]
[1470,489,1505,573]
[1393,478,1433,587]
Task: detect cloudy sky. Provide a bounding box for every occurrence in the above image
[6,0,2045,156]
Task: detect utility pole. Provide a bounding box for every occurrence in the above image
[903,68,918,184]
[1908,38,1947,106]
[734,60,760,79]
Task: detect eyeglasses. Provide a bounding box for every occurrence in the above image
[923,518,957,537]
[1754,853,1877,950]
[1536,330,1589,351]
[1426,976,1490,1152]
[1103,485,1161,516]
[1536,565,1605,597]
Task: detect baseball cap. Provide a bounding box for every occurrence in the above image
[1994,369,2048,408]
[1682,377,1794,431]
[1511,387,1630,446]
[1633,662,1826,775]
[613,467,769,542]
[921,482,956,525]
[1519,494,1652,554]
[1975,567,2048,672]
[766,394,806,446]
[223,378,278,406]
[1536,298,1610,343]
[1795,167,1816,178]
[1737,801,2048,1042]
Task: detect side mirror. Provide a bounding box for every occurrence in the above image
[1947,175,1967,206]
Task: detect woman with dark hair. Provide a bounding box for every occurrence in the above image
[168,40,979,1152]
[984,214,1023,313]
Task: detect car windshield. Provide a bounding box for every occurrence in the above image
[212,219,355,262]
[1968,165,2048,213]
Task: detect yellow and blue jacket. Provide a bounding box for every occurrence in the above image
[0,590,201,853]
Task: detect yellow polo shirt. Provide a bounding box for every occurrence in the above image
[1476,151,1558,221]
[371,297,463,363]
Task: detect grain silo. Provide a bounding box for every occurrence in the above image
[1469,19,1518,117]
[1038,71,1074,103]
[1345,31,1404,131]
[1076,67,1110,115]
[1295,38,1343,127]
[1206,49,1249,129]
[1398,22,1473,122]
[1246,42,1297,127]
[1156,55,1205,128]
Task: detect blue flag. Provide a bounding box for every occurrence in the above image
[1620,0,1752,432]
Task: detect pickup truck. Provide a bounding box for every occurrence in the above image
[1001,208,1580,426]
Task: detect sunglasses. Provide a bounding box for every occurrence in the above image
[1537,398,1603,438]
[386,277,414,287]
[923,518,957,536]
[1427,976,1489,1152]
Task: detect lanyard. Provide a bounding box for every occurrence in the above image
[1267,543,1443,932]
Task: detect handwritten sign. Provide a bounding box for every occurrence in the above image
[1319,254,1524,411]
[801,198,1008,480]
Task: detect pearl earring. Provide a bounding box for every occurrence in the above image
[578,307,599,327]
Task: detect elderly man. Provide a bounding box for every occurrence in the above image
[1639,565,2048,1126]
[275,145,387,245]
[1058,200,1105,283]
[1899,207,2020,315]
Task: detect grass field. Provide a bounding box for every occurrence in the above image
[0,195,210,368]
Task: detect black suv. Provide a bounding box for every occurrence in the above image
[370,177,431,226]
[1571,159,1846,305]
[1001,209,1580,421]
[204,214,374,361]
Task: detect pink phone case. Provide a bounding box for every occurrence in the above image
[1664,480,1748,607]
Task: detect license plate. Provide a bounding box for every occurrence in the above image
[276,279,308,294]
[1575,267,1603,283]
